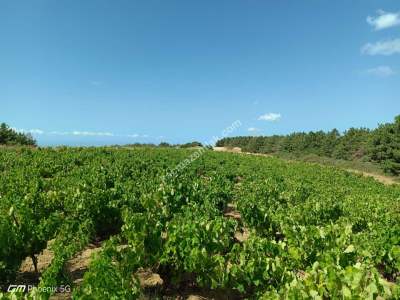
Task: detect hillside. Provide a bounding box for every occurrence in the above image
[214,146,399,185]
[217,115,400,176]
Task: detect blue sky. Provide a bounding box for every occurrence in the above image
[1,0,399,146]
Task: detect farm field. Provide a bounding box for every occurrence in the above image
[0,147,399,299]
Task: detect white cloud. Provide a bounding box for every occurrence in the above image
[367,10,400,30]
[361,39,400,56]
[127,134,151,138]
[258,113,281,122]
[72,131,114,137]
[248,127,260,132]
[28,129,44,135]
[49,131,68,135]
[48,131,152,139]
[12,128,154,140]
[12,128,44,135]
[365,66,396,77]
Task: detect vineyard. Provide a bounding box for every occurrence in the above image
[0,147,399,299]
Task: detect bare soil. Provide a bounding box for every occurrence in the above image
[213,147,241,153]
[223,203,242,220]
[66,244,102,285]
[345,169,398,185]
[16,240,102,299]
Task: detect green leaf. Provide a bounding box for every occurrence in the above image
[344,245,355,253]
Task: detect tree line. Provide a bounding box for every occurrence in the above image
[122,141,204,148]
[216,115,400,175]
[0,123,37,146]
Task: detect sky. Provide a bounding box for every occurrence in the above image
[1,0,399,146]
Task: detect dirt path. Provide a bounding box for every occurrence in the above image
[18,243,167,299]
[18,241,102,284]
[17,241,102,299]
[213,147,398,186]
[345,169,398,185]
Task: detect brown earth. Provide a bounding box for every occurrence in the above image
[223,203,242,220]
[345,169,398,185]
[136,269,164,289]
[224,203,249,243]
[65,244,102,285]
[213,147,242,153]
[17,241,102,299]
[18,242,101,283]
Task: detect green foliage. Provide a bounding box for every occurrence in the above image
[0,147,398,299]
[180,141,203,148]
[217,115,400,175]
[262,262,397,299]
[0,123,36,146]
[370,116,400,175]
[161,209,236,288]
[73,238,141,300]
[158,142,171,147]
[227,236,293,293]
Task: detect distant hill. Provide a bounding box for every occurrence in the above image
[0,123,37,146]
[217,115,400,175]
